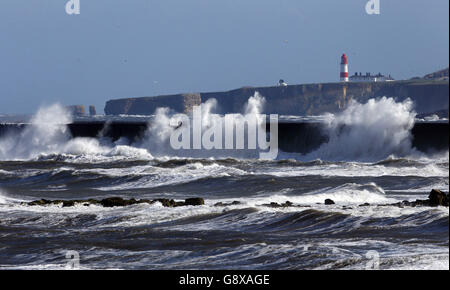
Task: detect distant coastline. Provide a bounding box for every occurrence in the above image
[104,78,449,117]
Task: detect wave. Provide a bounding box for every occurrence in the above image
[226,182,395,207]
[2,188,447,237]
[0,96,445,163]
[303,97,419,162]
[0,104,153,162]
[0,94,267,161]
[0,104,72,160]
[1,157,446,195]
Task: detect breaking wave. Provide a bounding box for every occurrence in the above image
[0,95,436,163]
[305,97,418,161]
[0,104,152,161]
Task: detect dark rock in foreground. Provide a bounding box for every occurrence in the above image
[23,190,448,209]
[324,199,335,205]
[24,197,205,208]
[185,198,205,206]
[428,189,449,206]
[214,201,241,207]
[262,201,294,208]
[385,189,449,208]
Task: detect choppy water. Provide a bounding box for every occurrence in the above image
[0,155,448,270]
[0,97,448,270]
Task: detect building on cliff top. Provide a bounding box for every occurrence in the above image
[340,53,394,82]
[350,72,395,82]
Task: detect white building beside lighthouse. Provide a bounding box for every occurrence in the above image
[349,72,394,82]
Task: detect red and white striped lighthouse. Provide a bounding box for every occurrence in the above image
[340,53,349,82]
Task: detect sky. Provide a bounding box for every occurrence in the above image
[0,0,448,114]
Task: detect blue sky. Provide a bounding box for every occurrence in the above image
[0,0,448,114]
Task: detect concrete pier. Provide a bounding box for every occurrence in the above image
[0,121,447,155]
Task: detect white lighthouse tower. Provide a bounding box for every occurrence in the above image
[340,53,349,82]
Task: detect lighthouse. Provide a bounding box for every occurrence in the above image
[340,53,349,82]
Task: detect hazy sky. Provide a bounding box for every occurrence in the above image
[0,0,448,114]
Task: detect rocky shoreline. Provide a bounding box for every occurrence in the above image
[23,189,448,209]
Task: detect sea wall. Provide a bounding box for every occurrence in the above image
[104,80,449,116]
[1,121,448,154]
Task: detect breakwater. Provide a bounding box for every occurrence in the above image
[1,121,447,154]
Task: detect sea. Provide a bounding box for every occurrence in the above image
[0,95,448,270]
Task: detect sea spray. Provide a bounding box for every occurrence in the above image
[0,104,72,160]
[0,96,418,162]
[245,92,266,116]
[0,104,152,161]
[140,92,276,159]
[305,97,417,161]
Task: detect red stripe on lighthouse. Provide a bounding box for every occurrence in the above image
[340,72,348,77]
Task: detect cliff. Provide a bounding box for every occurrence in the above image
[89,105,97,116]
[104,79,449,116]
[423,68,449,81]
[66,105,86,116]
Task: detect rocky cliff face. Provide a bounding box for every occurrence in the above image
[423,68,449,80]
[104,93,201,115]
[89,105,97,116]
[66,105,86,116]
[104,80,449,116]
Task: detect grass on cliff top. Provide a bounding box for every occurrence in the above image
[401,79,449,86]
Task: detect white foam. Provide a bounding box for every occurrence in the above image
[388,254,449,270]
[0,190,7,204]
[260,162,448,178]
[0,104,155,162]
[312,239,449,270]
[95,162,246,190]
[0,169,11,175]
[304,97,418,162]
[0,104,72,160]
[0,189,27,204]
[229,182,394,208]
[137,92,268,159]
